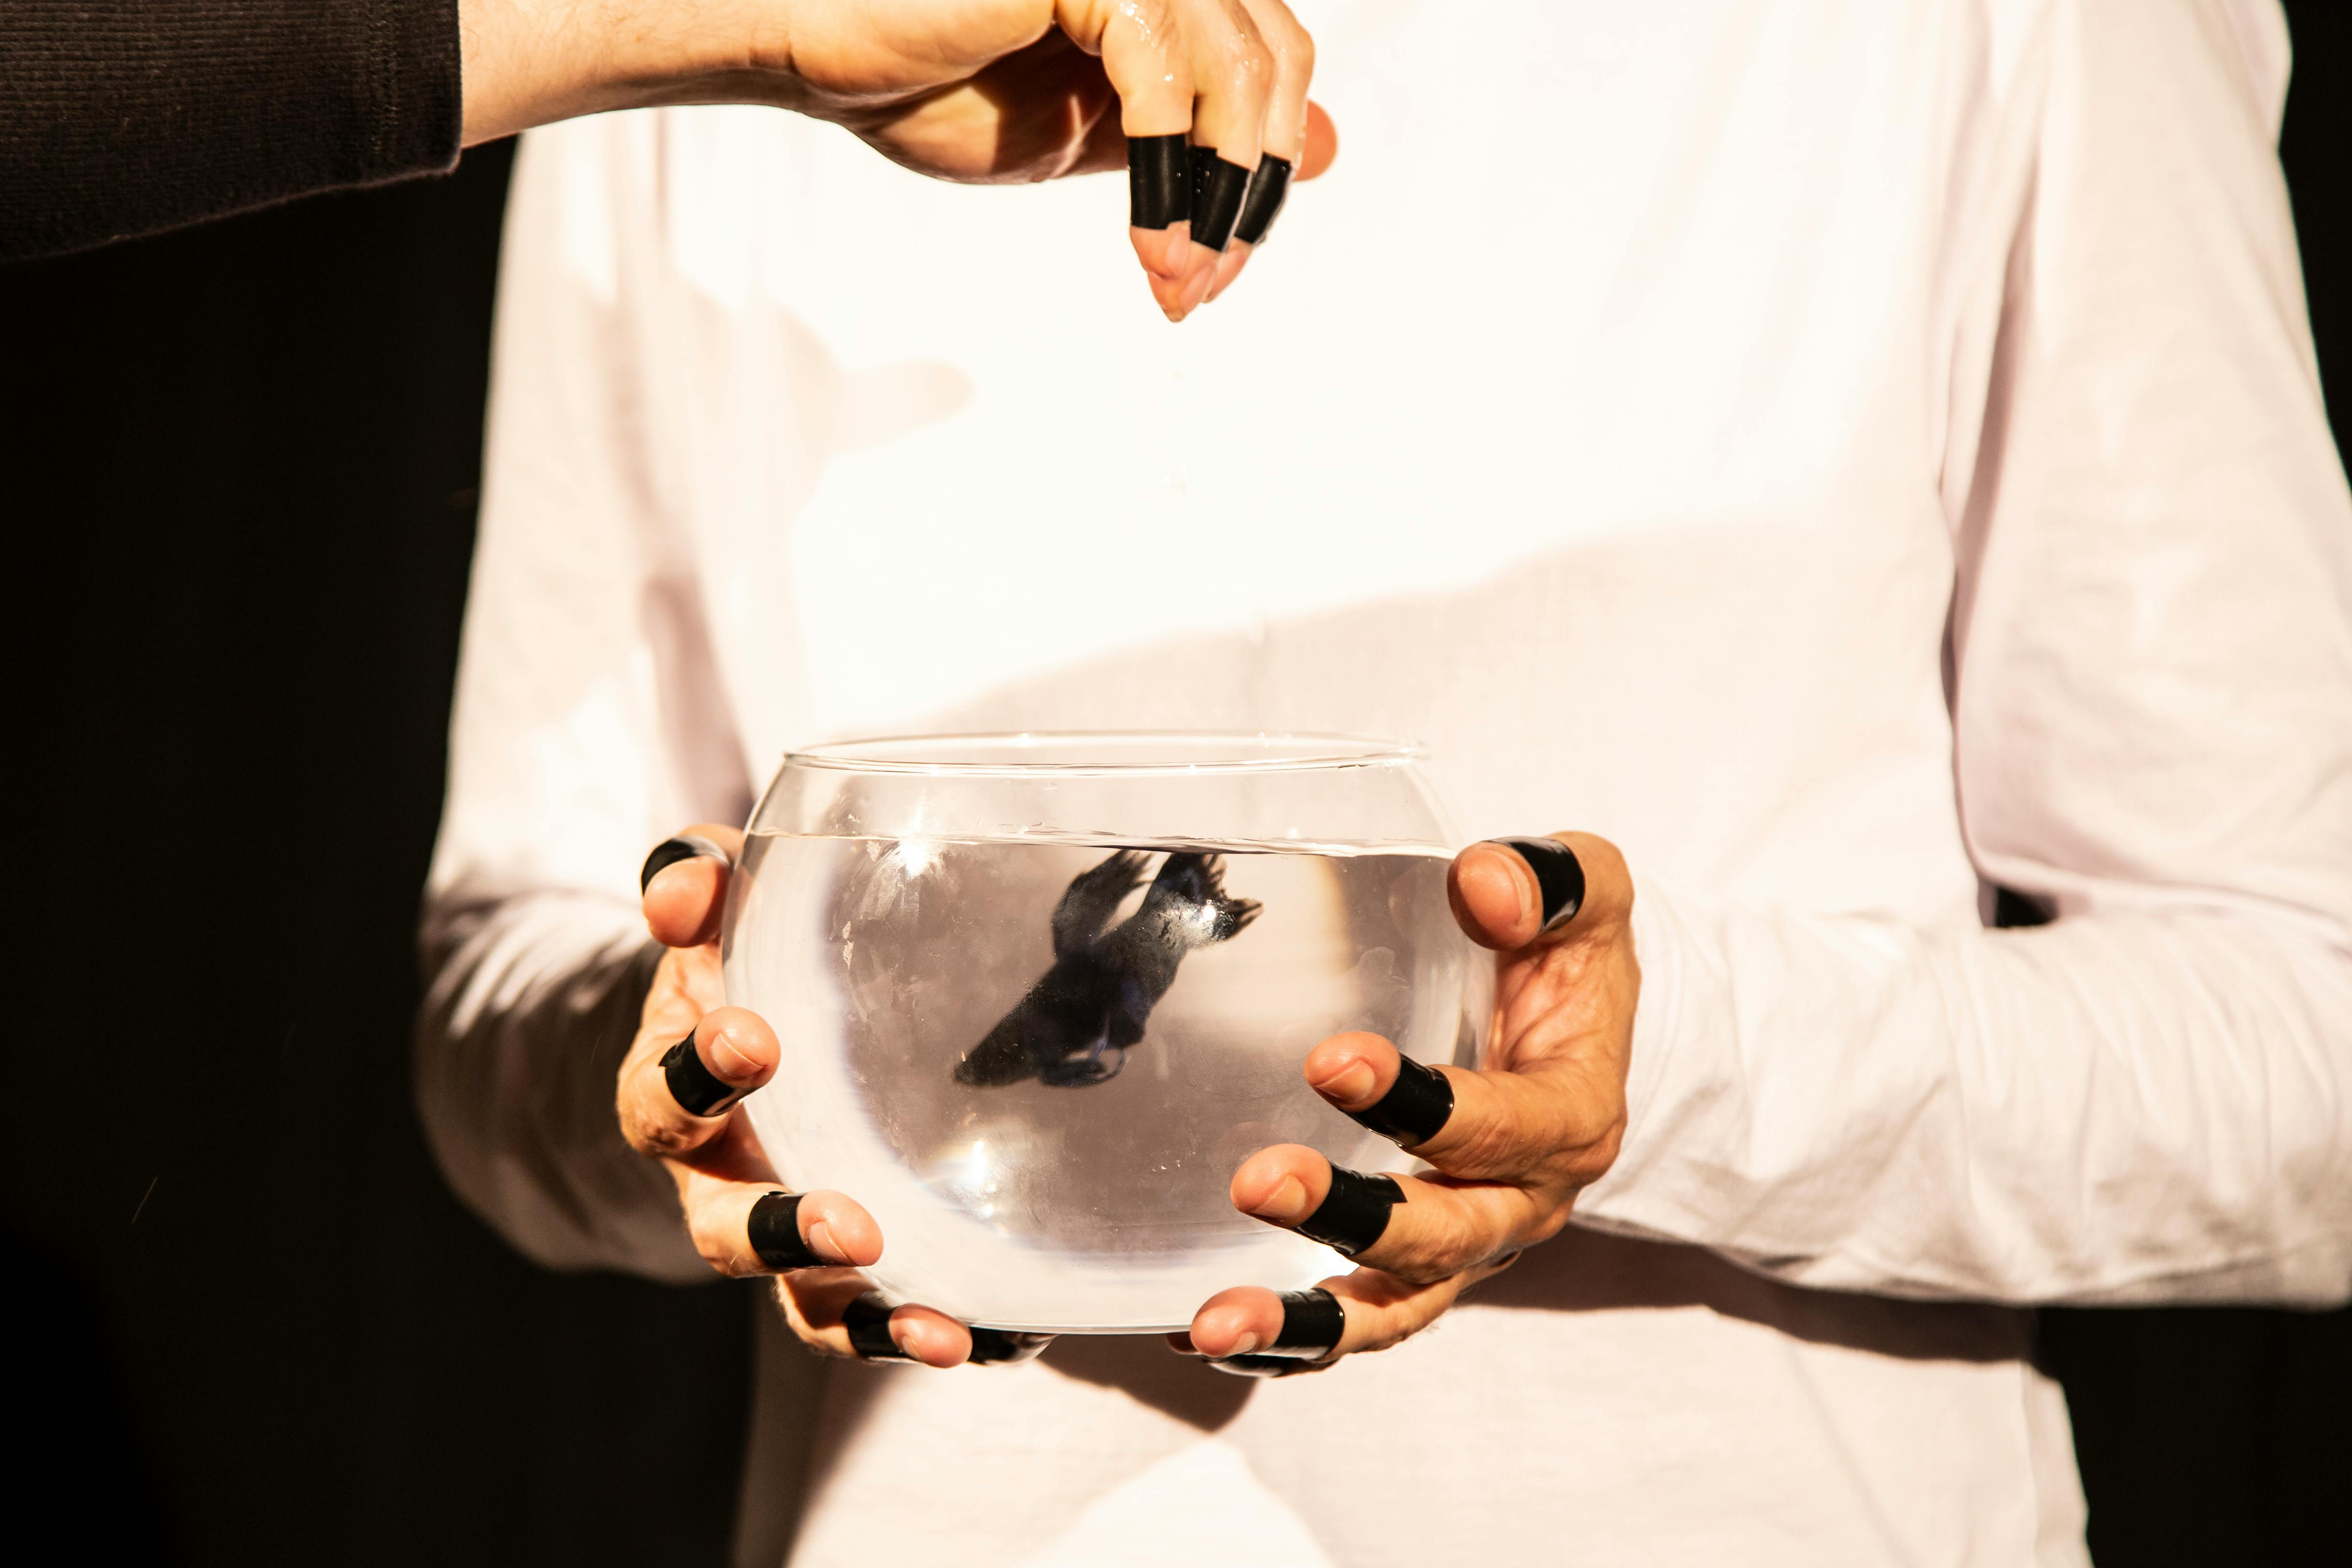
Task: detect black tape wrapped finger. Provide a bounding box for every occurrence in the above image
[1188,145,1255,253]
[1207,1287,1346,1378]
[1129,134,1191,229]
[1342,1054,1455,1147]
[1295,1166,1404,1259]
[1498,837,1586,933]
[640,833,730,892]
[1234,155,1293,247]
[745,1191,826,1272]
[661,1027,748,1117]
[842,1292,914,1363]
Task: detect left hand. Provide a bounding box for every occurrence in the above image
[1177,832,1639,1374]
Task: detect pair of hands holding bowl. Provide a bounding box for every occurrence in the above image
[622,826,1638,1371]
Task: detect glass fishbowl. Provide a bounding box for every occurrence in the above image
[724,733,1486,1333]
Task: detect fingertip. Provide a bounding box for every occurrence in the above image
[1130,222,1189,281]
[1304,1032,1392,1108]
[1448,841,1538,949]
[643,856,728,947]
[891,1308,971,1369]
[800,1191,883,1267]
[1203,241,1251,303]
[1189,1287,1281,1358]
[1229,1144,1321,1222]
[698,1008,779,1083]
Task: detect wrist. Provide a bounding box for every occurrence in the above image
[458,0,782,146]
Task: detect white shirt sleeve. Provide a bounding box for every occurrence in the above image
[414,116,754,1281]
[1574,0,2352,1306]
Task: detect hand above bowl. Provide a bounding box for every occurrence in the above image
[622,825,1637,1372]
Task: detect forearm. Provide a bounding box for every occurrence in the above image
[1577,879,2352,1306]
[417,881,709,1282]
[1,0,462,259]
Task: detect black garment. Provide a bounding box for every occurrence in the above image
[2,1,461,259]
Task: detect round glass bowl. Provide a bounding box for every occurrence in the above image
[723,733,1485,1332]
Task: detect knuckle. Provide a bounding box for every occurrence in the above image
[1444,1113,1531,1178]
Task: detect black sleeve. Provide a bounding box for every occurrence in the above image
[1,1,463,260]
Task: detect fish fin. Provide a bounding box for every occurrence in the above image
[1051,849,1150,957]
[1217,897,1262,941]
[1040,1046,1124,1087]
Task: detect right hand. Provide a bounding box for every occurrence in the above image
[619,823,1049,1368]
[460,0,1336,319]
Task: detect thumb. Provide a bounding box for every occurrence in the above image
[1447,832,1631,952]
[641,824,745,948]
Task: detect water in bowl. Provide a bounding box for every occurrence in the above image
[726,830,1478,1332]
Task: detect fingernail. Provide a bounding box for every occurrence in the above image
[1246,1174,1313,1223]
[1312,1058,1378,1105]
[640,834,728,893]
[806,1220,840,1263]
[707,1031,760,1081]
[1226,1331,1261,1356]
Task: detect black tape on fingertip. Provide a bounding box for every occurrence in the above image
[1501,837,1586,932]
[640,834,729,893]
[746,1191,823,1271]
[967,1327,1054,1366]
[1188,147,1254,252]
[1295,1167,1403,1258]
[1129,135,1190,229]
[1234,155,1292,246]
[843,1293,911,1362]
[661,1029,745,1118]
[1345,1055,1455,1147]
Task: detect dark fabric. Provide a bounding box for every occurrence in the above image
[1,0,462,259]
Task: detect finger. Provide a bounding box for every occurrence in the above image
[1174,0,1275,312]
[844,1293,975,1369]
[1303,1031,1456,1147]
[1204,96,1331,300]
[1094,0,1200,304]
[1182,1260,1509,1375]
[1448,831,1634,952]
[682,1182,882,1278]
[1203,0,1313,303]
[641,824,744,948]
[1310,1031,1616,1184]
[776,1274,973,1368]
[1231,1145,1550,1284]
[618,1007,778,1159]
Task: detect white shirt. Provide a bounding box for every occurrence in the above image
[418,2,2352,1563]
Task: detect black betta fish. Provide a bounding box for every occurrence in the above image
[954,849,1261,1088]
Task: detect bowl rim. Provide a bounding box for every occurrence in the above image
[784,730,1427,777]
